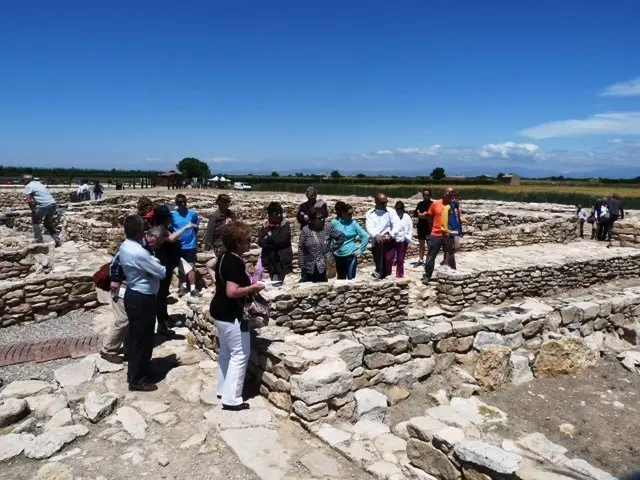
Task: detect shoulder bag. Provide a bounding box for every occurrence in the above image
[311,229,337,279]
[218,254,270,329]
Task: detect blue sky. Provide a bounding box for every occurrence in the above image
[1,0,640,177]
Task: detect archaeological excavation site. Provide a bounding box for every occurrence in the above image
[1,186,640,480]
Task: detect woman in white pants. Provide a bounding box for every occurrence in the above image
[209,221,264,411]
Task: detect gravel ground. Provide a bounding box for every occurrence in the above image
[0,309,96,345]
[0,309,97,384]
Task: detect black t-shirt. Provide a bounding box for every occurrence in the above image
[414,200,433,224]
[209,253,250,322]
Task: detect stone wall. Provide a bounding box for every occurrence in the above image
[435,248,640,314]
[185,286,640,423]
[189,280,410,339]
[0,272,98,326]
[0,243,53,280]
[612,218,640,248]
[0,189,75,211]
[459,217,577,251]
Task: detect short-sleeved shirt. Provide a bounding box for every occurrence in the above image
[414,200,432,224]
[171,209,199,250]
[209,253,251,322]
[427,199,445,237]
[24,181,55,208]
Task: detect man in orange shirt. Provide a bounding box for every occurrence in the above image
[423,186,454,281]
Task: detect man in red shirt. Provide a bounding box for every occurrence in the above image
[423,186,454,281]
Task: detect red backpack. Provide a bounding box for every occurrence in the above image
[93,263,111,292]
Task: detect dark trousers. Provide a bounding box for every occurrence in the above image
[156,275,171,333]
[606,215,619,241]
[372,240,395,279]
[125,289,157,385]
[301,266,327,283]
[597,221,607,241]
[395,241,408,278]
[578,219,585,238]
[424,235,455,279]
[32,203,60,243]
[335,255,358,280]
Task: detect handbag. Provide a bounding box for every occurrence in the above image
[587,214,595,224]
[311,230,336,279]
[218,254,270,329]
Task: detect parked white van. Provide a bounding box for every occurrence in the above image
[233,182,252,191]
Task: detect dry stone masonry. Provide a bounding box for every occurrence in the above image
[0,187,637,480]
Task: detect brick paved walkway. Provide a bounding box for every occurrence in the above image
[0,335,102,367]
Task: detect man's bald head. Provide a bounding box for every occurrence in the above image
[442,186,455,202]
[374,193,388,210]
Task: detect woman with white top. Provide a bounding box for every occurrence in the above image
[393,201,413,278]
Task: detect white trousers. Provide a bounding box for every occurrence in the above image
[214,319,250,406]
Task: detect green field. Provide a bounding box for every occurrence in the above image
[251,182,640,209]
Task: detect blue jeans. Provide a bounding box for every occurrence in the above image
[335,255,358,280]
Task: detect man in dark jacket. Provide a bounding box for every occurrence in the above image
[297,186,318,228]
[606,193,625,244]
[203,194,234,282]
[258,202,293,283]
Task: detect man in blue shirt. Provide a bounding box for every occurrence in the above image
[119,215,167,391]
[22,174,62,246]
[171,194,201,297]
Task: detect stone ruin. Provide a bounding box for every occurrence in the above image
[1,187,640,479]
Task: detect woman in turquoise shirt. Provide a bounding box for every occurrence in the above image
[331,203,370,279]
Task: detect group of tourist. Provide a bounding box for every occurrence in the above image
[576,195,625,244]
[75,180,104,201]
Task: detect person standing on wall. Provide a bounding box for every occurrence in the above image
[118,215,167,392]
[203,194,234,283]
[422,186,454,281]
[413,188,433,266]
[297,186,318,228]
[393,201,413,278]
[439,190,464,271]
[365,193,401,279]
[21,174,62,247]
[171,194,202,297]
[331,202,369,280]
[258,202,293,283]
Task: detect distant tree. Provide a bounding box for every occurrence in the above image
[271,171,280,177]
[356,173,366,178]
[330,170,342,179]
[430,167,446,181]
[176,157,210,179]
[497,172,505,180]
[295,172,305,177]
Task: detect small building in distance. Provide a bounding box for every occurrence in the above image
[155,170,183,188]
[500,174,521,186]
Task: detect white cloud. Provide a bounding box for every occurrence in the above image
[338,138,640,176]
[520,112,640,139]
[478,142,539,158]
[145,157,165,163]
[600,76,640,97]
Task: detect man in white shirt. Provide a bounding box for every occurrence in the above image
[119,215,167,392]
[576,204,588,239]
[22,174,62,246]
[365,193,400,279]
